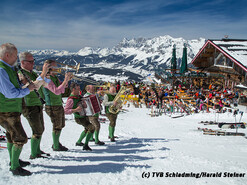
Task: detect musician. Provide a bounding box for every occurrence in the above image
[64,82,95,151]
[43,59,73,151]
[84,85,105,145]
[0,43,36,176]
[18,51,50,159]
[102,86,118,142]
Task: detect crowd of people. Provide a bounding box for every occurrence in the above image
[109,79,241,114]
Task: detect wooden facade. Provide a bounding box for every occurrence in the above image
[191,39,247,87]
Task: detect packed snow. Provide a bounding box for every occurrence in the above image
[0,99,247,185]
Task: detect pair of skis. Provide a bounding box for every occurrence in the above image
[198,127,245,136]
[199,121,246,128]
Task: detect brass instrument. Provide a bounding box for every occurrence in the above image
[50,62,99,85]
[55,62,80,74]
[50,67,62,73]
[109,86,130,114]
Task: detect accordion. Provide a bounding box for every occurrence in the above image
[80,94,101,116]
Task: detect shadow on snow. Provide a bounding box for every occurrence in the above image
[33,137,179,174]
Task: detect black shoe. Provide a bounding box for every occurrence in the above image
[10,166,32,176]
[9,159,31,167]
[29,154,48,159]
[19,159,31,167]
[108,136,118,139]
[75,142,84,146]
[110,138,116,142]
[95,141,105,145]
[83,144,92,151]
[52,143,68,151]
[59,144,68,151]
[40,150,51,156]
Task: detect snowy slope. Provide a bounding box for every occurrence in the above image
[0,100,247,185]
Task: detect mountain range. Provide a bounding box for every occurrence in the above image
[30,35,206,82]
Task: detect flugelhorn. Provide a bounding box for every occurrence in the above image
[55,62,80,74]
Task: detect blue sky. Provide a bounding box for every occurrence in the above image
[1,0,247,51]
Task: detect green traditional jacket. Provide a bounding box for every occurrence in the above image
[105,94,116,114]
[19,70,44,106]
[0,62,22,112]
[43,75,63,106]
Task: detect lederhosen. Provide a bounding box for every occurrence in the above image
[43,75,65,133]
[0,62,27,146]
[21,70,44,138]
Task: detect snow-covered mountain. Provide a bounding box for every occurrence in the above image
[30,35,205,82]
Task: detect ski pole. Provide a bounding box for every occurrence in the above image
[239,111,243,122]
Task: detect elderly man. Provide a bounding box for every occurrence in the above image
[84,85,105,145]
[0,43,36,176]
[102,86,119,142]
[18,51,50,159]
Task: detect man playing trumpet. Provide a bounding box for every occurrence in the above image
[43,60,73,151]
[64,82,95,151]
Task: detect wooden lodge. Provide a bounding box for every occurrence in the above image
[191,38,247,88]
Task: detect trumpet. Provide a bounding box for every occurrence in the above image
[55,62,80,74]
[50,67,62,73]
[48,61,99,85]
[49,66,99,85]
